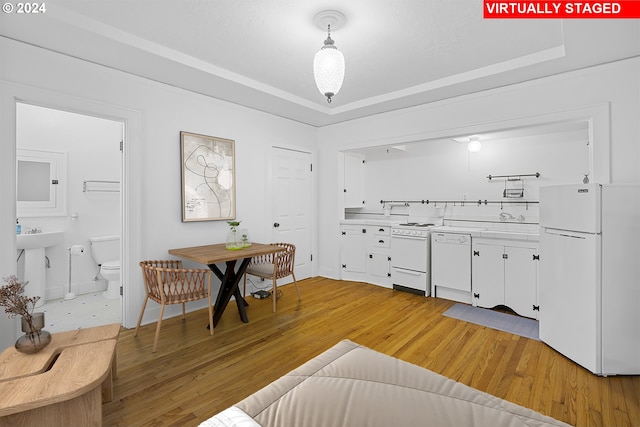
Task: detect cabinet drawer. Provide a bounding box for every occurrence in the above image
[372,236,390,248]
[371,226,391,236]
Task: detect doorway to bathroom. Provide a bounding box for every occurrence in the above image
[16,102,124,333]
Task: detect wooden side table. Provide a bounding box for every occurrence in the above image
[0,324,120,426]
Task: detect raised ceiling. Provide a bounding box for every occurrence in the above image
[1,1,638,126]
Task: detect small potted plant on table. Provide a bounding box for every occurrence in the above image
[226,221,243,250]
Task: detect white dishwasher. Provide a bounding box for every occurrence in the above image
[431,231,473,303]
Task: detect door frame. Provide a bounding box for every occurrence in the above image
[0,82,143,330]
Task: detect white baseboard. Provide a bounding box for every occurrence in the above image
[46,279,108,301]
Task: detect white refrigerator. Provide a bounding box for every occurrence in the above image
[539,183,640,375]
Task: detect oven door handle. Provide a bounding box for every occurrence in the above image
[391,235,426,240]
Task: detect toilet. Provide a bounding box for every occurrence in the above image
[89,235,120,299]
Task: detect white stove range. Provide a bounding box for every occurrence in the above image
[390,221,442,296]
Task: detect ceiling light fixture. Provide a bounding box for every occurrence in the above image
[313,10,346,104]
[467,135,482,153]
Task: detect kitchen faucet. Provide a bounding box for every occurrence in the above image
[499,212,515,222]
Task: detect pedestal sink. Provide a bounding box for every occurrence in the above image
[17,231,64,308]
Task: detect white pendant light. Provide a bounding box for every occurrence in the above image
[467,136,482,153]
[313,11,346,103]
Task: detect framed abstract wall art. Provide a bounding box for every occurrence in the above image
[180,131,236,222]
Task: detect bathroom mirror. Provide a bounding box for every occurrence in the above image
[16,149,67,217]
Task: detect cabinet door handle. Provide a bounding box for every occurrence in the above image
[378,228,385,232]
[473,250,480,256]
[378,239,385,243]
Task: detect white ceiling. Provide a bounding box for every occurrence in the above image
[1,1,638,126]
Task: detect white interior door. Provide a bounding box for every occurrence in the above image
[271,147,312,280]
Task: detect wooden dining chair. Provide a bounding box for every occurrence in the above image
[135,260,213,352]
[243,243,301,312]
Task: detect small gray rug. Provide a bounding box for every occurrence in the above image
[443,304,539,340]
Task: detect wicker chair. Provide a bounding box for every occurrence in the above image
[135,260,213,352]
[243,243,301,312]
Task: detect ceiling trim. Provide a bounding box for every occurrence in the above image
[39,2,568,119]
[330,45,567,115]
[46,4,331,114]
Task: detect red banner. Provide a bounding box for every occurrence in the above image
[484,1,640,18]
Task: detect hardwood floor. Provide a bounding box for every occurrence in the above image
[105,278,640,427]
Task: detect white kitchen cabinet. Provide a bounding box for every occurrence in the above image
[504,246,538,318]
[367,253,390,277]
[472,238,539,319]
[340,225,367,275]
[343,153,365,208]
[472,243,505,308]
[366,225,392,287]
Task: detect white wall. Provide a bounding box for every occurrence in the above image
[17,103,122,298]
[317,58,640,279]
[0,38,317,348]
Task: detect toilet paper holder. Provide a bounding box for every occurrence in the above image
[69,245,84,256]
[65,245,85,300]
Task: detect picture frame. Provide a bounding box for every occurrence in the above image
[180,131,236,222]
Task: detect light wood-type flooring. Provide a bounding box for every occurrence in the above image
[105,277,640,427]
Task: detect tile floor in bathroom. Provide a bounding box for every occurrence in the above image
[40,292,122,334]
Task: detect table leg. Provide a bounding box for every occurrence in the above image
[209,258,252,327]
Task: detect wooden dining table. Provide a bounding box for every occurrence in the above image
[168,243,284,327]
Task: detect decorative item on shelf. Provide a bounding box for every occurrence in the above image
[226,221,245,250]
[0,276,51,354]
